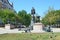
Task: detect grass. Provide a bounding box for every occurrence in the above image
[0,32,60,40]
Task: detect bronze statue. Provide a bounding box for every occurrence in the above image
[31,7,35,14]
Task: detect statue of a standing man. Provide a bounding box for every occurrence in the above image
[30,7,36,30]
[31,7,35,23]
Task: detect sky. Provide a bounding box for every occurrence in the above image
[9,0,60,18]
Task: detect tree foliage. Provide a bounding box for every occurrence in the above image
[42,8,60,26]
[18,10,31,27]
[0,9,17,24]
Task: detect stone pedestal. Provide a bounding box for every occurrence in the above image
[5,24,10,30]
[31,23,45,33]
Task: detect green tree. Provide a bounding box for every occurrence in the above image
[42,7,60,26]
[18,10,31,27]
[0,9,31,27]
[0,9,18,24]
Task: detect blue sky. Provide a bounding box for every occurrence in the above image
[9,0,60,18]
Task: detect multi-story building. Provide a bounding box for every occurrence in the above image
[0,0,13,10]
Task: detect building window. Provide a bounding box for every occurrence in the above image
[2,0,3,2]
[4,1,6,4]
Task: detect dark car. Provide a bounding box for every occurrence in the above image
[46,26,51,32]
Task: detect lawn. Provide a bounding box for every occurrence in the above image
[0,32,60,40]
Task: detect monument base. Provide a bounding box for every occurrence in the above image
[5,24,10,30]
[31,23,45,33]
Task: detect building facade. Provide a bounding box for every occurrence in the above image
[0,0,13,10]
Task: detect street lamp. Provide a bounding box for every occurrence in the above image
[7,18,10,24]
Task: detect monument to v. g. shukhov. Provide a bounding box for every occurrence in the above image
[30,7,45,33]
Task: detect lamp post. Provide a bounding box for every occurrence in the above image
[7,18,10,24]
